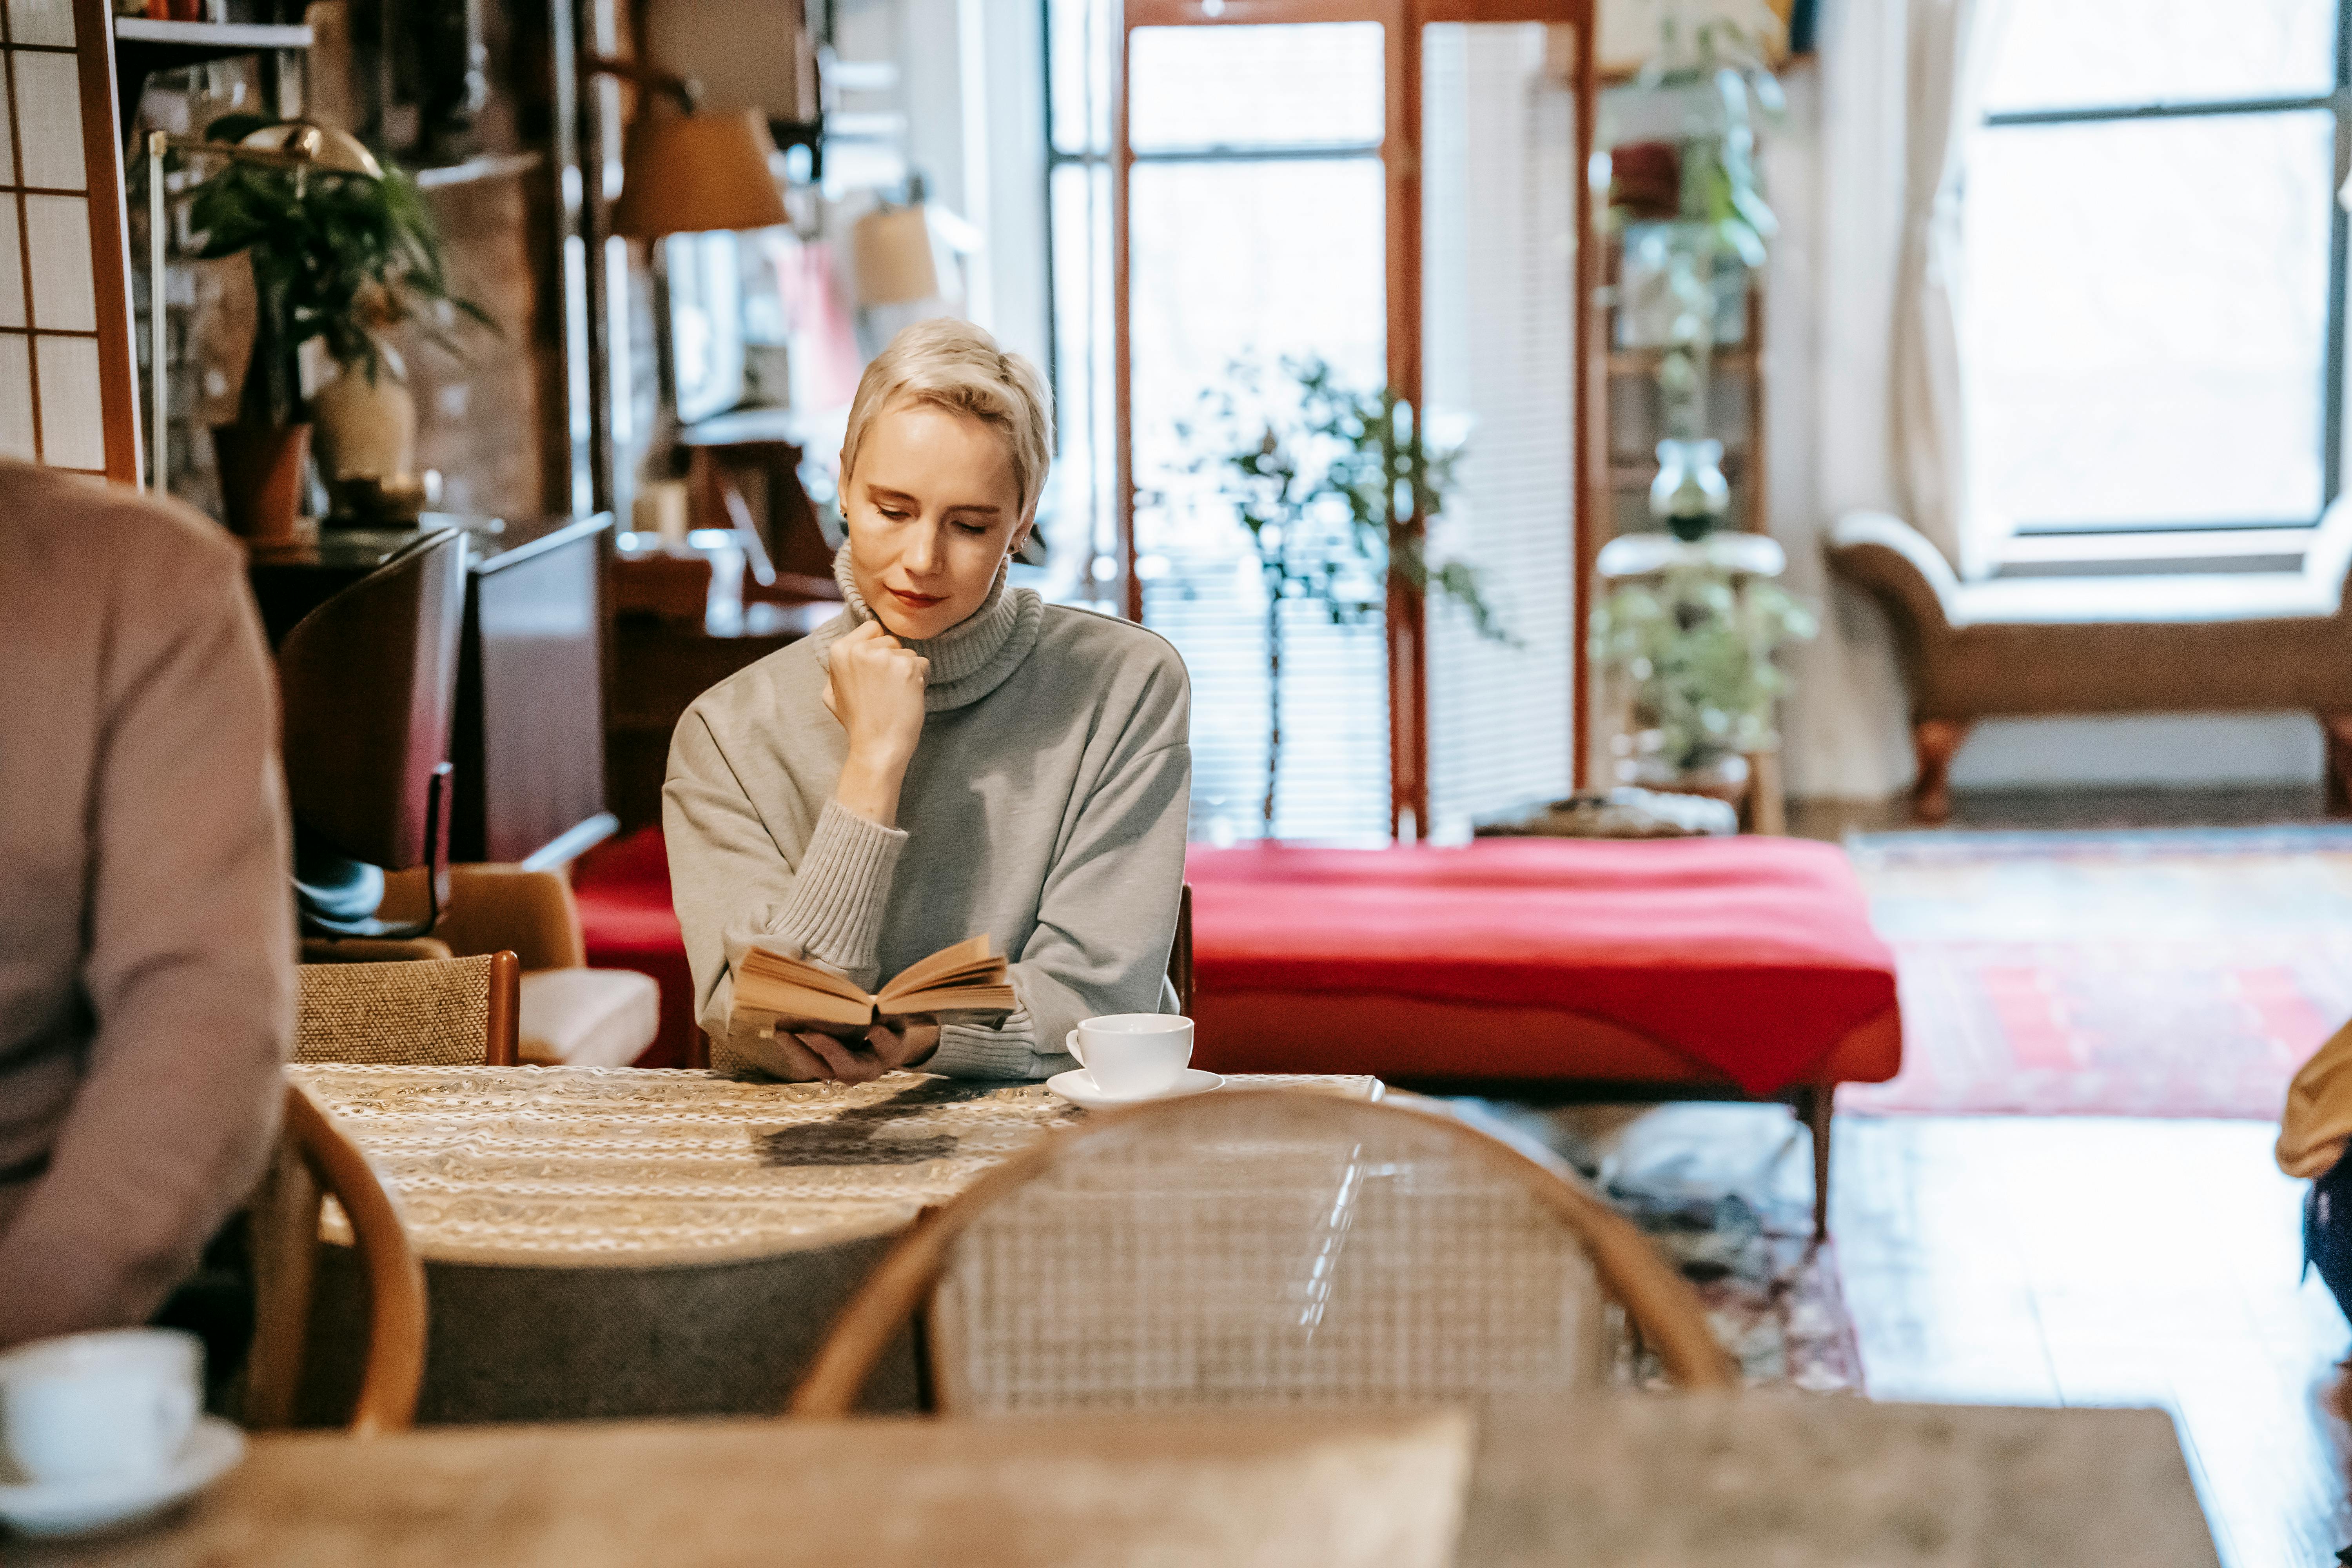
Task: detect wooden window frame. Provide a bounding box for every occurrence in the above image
[1109,0,1597,837]
[0,0,140,483]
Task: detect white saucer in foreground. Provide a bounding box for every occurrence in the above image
[0,1416,245,1539]
[1047,1067,1223,1110]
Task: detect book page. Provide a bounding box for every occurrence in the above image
[880,935,998,1002]
[739,946,872,1005]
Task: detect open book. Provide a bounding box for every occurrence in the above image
[729,934,1016,1037]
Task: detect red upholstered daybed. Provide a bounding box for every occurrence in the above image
[1186,837,1901,1235]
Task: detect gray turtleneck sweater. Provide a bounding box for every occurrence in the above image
[663,550,1192,1079]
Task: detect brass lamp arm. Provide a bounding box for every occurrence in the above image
[583,54,700,114]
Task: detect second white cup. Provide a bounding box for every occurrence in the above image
[0,1328,202,1487]
[1067,1013,1194,1099]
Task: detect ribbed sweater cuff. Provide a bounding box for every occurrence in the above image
[766,799,907,979]
[928,1004,1066,1080]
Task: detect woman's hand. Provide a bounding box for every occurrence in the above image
[782,1017,942,1084]
[823,620,928,826]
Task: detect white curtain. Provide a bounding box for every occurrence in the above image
[1889,0,2013,580]
[1767,0,2016,799]
[1766,0,1913,801]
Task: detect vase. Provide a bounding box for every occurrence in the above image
[1649,437,1730,541]
[310,360,417,500]
[211,422,312,546]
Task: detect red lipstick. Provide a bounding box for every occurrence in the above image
[888,587,946,609]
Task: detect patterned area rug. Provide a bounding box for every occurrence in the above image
[1840,828,2352,1119]
[1448,1100,1865,1395]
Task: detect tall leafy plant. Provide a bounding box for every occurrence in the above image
[1168,356,1509,831]
[186,116,486,428]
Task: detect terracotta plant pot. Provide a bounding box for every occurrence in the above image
[212,422,312,545]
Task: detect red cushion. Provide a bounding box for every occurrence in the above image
[1186,838,1899,1095]
[573,828,699,1069]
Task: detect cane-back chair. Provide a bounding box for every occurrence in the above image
[791,1090,1733,1416]
[294,952,520,1067]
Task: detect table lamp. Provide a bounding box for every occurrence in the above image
[609,107,790,241]
[584,56,789,240]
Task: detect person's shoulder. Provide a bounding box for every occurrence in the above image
[1032,600,1189,742]
[0,462,242,584]
[1037,600,1190,685]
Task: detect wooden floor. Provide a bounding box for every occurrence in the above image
[1779,785,2352,1563]
[1833,1113,2351,1568]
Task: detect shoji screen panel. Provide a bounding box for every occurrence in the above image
[0,0,136,483]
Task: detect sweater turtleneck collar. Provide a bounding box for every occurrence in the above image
[815,541,1045,713]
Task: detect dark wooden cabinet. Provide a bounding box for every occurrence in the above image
[248,513,616,867]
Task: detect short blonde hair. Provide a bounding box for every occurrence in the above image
[839,318,1054,523]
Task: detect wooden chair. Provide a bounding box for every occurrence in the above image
[790,1090,1733,1416]
[295,952,521,1066]
[280,527,466,938]
[243,1082,427,1433]
[1169,883,1194,1016]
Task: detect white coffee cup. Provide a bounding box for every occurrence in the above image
[0,1328,201,1487]
[1066,1013,1194,1099]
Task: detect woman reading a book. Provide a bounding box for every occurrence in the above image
[664,318,1192,1083]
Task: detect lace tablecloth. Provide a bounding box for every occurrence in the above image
[292,1065,1383,1267]
[284,1066,1383,1423]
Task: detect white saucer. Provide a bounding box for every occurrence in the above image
[1047,1066,1223,1110]
[0,1416,246,1539]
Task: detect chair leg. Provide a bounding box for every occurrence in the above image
[1910,719,1971,825]
[2321,713,2352,818]
[1792,1086,1833,1241]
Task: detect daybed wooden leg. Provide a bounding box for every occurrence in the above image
[2321,713,2352,817]
[1792,1086,1833,1241]
[1910,719,1970,825]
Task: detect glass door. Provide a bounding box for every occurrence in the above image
[1102,0,1595,840]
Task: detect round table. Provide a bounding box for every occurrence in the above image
[289,1065,1381,1423]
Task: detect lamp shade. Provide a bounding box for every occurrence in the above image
[610,109,789,240]
[849,204,940,307]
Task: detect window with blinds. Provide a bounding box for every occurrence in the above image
[1099,17,1395,843]
[1045,2,1593,842]
[1420,22,1579,836]
[0,0,133,480]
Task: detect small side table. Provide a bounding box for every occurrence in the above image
[1593,530,1789,836]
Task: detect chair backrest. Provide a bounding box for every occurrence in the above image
[244,1082,427,1434]
[790,1091,1733,1417]
[280,529,466,937]
[1168,882,1194,1016]
[296,953,520,1066]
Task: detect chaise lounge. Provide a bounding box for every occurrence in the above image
[1828,500,2352,822]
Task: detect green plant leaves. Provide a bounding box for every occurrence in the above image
[182,118,492,423]
[1590,564,1817,771]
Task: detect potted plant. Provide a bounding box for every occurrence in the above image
[1168,356,1510,834]
[1605,12,1781,539]
[186,118,486,539]
[1588,558,1815,800]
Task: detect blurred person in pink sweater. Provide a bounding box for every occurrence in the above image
[0,462,293,1349]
